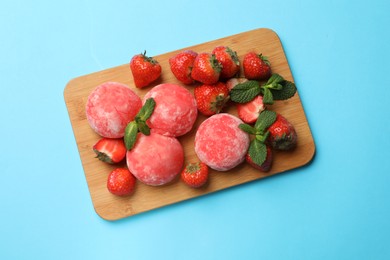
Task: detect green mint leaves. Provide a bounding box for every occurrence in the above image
[124,98,156,150]
[230,73,297,104]
[239,110,277,166]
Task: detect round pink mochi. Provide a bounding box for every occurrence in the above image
[195,113,250,171]
[86,82,142,138]
[143,83,198,137]
[126,133,184,186]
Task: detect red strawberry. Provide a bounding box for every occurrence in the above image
[93,138,126,164]
[246,146,273,172]
[242,52,271,80]
[194,82,229,116]
[237,95,266,124]
[191,53,222,85]
[130,51,161,88]
[226,77,248,91]
[267,114,297,151]
[169,50,198,84]
[212,46,240,79]
[181,162,209,188]
[107,168,136,196]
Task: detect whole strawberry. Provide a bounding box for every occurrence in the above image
[194,82,229,116]
[191,53,222,85]
[93,138,127,164]
[181,162,209,188]
[212,46,240,79]
[268,114,297,151]
[130,51,161,88]
[169,50,198,84]
[246,145,273,172]
[107,168,136,196]
[236,95,265,124]
[243,52,271,80]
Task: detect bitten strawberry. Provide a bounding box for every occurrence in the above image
[243,52,271,80]
[93,138,127,164]
[212,46,240,79]
[107,168,136,196]
[194,82,229,116]
[237,95,265,124]
[268,114,297,151]
[191,53,222,85]
[246,146,273,172]
[181,162,209,188]
[169,50,198,84]
[130,51,161,88]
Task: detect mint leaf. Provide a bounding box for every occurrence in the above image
[248,139,267,166]
[230,80,261,103]
[262,87,274,105]
[124,121,139,150]
[266,73,284,85]
[255,110,277,132]
[138,121,150,136]
[271,80,297,100]
[136,98,156,121]
[239,123,257,135]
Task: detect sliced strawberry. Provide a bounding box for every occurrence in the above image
[237,95,266,124]
[93,138,127,164]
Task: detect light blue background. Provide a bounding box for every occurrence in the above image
[1,0,389,259]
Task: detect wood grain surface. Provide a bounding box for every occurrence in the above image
[64,28,315,221]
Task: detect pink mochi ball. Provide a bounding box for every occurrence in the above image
[143,83,198,137]
[126,133,184,186]
[195,113,250,171]
[85,82,142,138]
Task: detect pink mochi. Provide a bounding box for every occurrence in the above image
[143,83,198,137]
[126,133,184,186]
[195,113,250,171]
[86,82,142,138]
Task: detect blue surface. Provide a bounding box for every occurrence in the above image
[1,0,390,259]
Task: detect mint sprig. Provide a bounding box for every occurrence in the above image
[124,98,156,150]
[230,80,261,103]
[230,73,297,105]
[239,110,277,166]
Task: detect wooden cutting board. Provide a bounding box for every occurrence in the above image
[64,28,315,221]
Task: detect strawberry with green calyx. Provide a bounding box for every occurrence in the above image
[212,46,240,79]
[191,53,222,85]
[130,51,162,88]
[169,50,198,84]
[239,110,277,170]
[107,168,136,196]
[194,82,230,116]
[267,113,297,151]
[243,52,271,80]
[181,162,209,188]
[230,73,297,105]
[93,138,127,164]
[124,98,156,150]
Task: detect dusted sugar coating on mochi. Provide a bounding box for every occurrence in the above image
[86,82,142,138]
[143,83,198,137]
[195,113,250,171]
[126,133,184,186]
